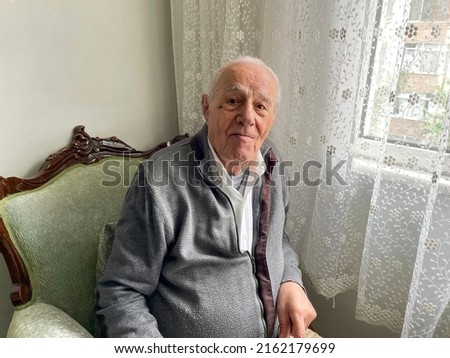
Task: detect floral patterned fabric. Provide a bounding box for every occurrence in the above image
[171,0,450,337]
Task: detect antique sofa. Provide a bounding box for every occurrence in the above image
[0,126,187,337]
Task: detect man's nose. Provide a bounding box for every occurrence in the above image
[237,102,255,126]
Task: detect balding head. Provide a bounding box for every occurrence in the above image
[208,56,281,111]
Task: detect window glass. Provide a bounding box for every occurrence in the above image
[363,0,449,151]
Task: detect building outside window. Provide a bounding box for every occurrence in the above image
[362,0,450,152]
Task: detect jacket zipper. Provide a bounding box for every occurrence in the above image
[197,158,268,336]
[247,251,267,337]
[214,186,268,337]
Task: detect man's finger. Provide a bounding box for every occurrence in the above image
[278,321,292,338]
[291,314,306,338]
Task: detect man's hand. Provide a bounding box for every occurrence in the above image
[277,281,317,338]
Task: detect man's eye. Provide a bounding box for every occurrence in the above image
[227,98,238,104]
[256,104,267,110]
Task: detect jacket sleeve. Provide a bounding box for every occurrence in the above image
[96,163,166,337]
[281,231,304,287]
[279,160,304,288]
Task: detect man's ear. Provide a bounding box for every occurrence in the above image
[201,94,210,122]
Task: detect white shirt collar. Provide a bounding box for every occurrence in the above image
[206,137,266,186]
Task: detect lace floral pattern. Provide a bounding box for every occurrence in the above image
[171,0,450,337]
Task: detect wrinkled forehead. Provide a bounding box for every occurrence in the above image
[224,83,274,105]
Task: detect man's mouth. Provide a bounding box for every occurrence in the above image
[230,133,254,140]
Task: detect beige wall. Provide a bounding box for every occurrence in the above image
[0,0,179,336]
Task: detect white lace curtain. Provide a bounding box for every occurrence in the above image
[170,0,450,337]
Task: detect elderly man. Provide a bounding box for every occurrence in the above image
[96,56,316,338]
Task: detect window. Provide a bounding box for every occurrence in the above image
[403,43,446,75]
[392,93,431,121]
[362,0,450,152]
[409,0,449,21]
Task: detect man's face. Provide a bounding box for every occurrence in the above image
[201,62,278,172]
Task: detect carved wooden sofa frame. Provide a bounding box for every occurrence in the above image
[0,125,187,337]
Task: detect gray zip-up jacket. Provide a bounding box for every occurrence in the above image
[96,125,303,338]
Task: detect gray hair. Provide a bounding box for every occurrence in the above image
[208,56,281,109]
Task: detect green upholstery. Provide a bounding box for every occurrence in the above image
[0,157,142,337]
[7,300,92,338]
[96,222,117,283]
